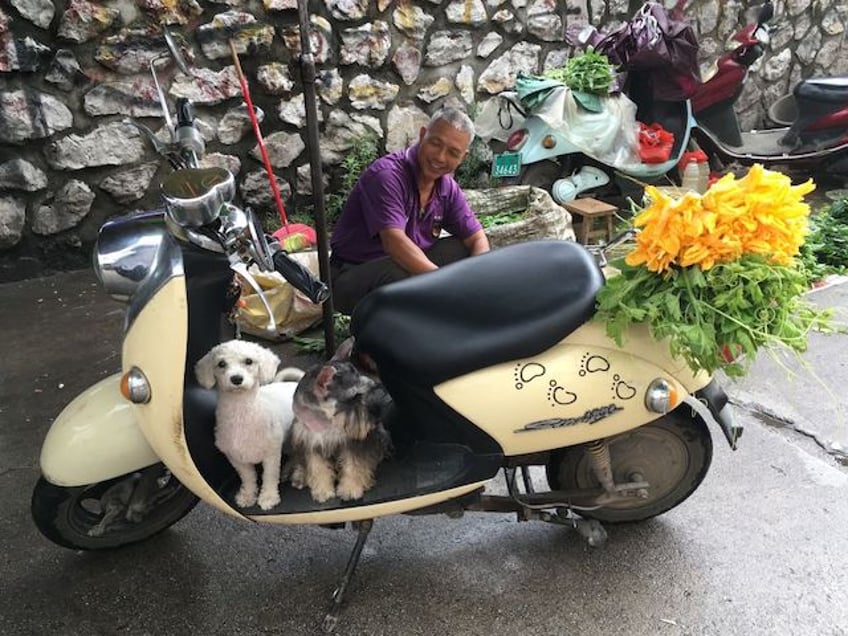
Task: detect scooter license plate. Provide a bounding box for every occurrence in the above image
[491,152,521,178]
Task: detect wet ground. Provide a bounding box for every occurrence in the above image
[2,269,847,635]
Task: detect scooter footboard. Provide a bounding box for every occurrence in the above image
[39,374,160,487]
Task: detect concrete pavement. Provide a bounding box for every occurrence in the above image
[1,268,847,635]
[730,277,848,465]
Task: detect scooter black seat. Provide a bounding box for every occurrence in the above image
[351,239,604,386]
[795,77,848,105]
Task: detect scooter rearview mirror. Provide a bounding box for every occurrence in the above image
[163,29,190,75]
[148,30,192,143]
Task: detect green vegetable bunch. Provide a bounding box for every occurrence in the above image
[292,313,351,355]
[479,211,525,229]
[800,197,848,279]
[595,255,832,378]
[544,49,615,95]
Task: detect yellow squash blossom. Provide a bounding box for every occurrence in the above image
[626,164,814,273]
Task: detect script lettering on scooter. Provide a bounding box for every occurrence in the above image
[516,404,624,433]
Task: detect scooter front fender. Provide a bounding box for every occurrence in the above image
[39,374,160,487]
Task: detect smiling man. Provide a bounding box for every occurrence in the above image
[329,106,490,314]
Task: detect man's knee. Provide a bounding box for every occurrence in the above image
[426,237,471,266]
[331,259,409,314]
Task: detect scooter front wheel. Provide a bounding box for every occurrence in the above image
[546,410,713,523]
[31,463,199,550]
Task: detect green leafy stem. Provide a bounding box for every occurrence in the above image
[595,255,833,378]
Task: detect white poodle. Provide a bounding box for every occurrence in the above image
[195,340,303,511]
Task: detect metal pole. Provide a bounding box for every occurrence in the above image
[297,0,336,357]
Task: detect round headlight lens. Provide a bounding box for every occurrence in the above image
[120,367,151,404]
[645,378,678,414]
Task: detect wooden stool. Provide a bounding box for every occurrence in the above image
[561,197,618,245]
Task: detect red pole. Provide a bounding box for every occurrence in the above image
[228,39,289,232]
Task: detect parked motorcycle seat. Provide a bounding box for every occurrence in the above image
[795,77,848,105]
[351,240,604,386]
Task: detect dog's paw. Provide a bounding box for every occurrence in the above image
[309,484,336,503]
[290,464,306,490]
[336,481,365,501]
[337,473,374,501]
[235,487,258,508]
[257,489,281,511]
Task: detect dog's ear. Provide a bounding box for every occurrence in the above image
[256,347,281,384]
[331,337,355,362]
[195,351,218,389]
[315,365,335,399]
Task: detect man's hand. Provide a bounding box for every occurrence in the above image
[379,228,439,274]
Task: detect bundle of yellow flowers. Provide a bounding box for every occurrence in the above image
[595,164,831,378]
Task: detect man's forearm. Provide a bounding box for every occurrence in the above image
[381,229,438,274]
[392,247,439,274]
[464,230,490,255]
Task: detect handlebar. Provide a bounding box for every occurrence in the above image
[587,229,638,268]
[272,250,330,305]
[141,30,330,311]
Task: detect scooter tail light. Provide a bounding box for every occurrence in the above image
[121,367,151,404]
[505,129,527,151]
[645,378,679,414]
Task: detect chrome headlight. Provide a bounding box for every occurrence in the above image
[121,367,151,404]
[645,378,679,414]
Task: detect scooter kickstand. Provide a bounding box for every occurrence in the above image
[322,518,374,633]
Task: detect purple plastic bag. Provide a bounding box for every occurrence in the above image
[624,2,700,97]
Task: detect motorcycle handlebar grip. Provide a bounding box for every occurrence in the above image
[272,251,330,305]
[175,98,194,128]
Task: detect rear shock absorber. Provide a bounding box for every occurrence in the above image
[586,440,616,494]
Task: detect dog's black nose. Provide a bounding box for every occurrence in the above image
[230,374,243,385]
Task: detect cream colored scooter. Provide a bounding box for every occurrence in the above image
[30,31,741,633]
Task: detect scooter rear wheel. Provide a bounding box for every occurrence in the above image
[31,463,199,550]
[546,410,713,523]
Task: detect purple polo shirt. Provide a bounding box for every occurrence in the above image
[330,144,482,264]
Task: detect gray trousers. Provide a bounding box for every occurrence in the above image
[330,236,470,315]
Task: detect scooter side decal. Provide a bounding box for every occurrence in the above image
[579,353,610,376]
[434,321,710,456]
[611,375,637,400]
[517,404,624,433]
[516,354,636,407]
[513,362,546,389]
[547,380,577,405]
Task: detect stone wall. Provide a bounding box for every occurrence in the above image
[1,0,846,281]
